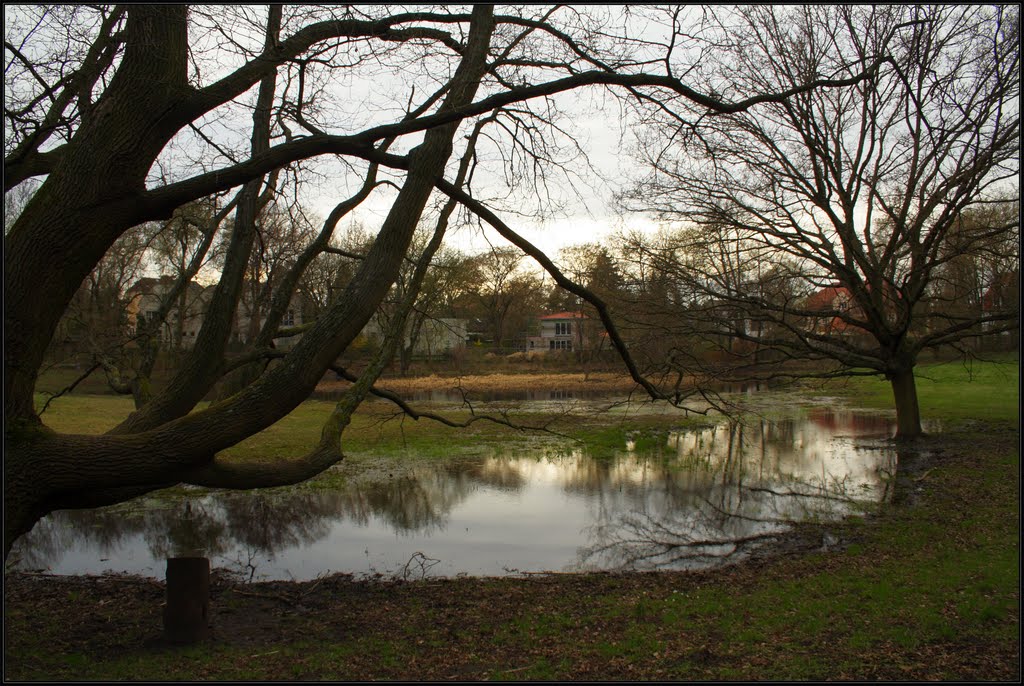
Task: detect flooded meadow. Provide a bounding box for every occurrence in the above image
[10,394,936,582]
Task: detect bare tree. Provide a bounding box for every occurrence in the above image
[231,201,318,346]
[38,222,153,402]
[4,5,889,555]
[144,199,227,352]
[613,229,707,382]
[623,5,1020,438]
[373,234,477,376]
[464,245,546,351]
[928,200,1020,353]
[3,179,40,234]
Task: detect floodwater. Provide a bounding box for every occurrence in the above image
[9,404,931,582]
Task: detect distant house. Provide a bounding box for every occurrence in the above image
[526,311,599,353]
[233,286,308,350]
[126,277,308,350]
[362,316,468,358]
[415,318,468,357]
[801,285,862,336]
[125,276,209,348]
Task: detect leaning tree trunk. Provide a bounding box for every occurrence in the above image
[4,5,498,560]
[888,366,923,440]
[4,6,192,422]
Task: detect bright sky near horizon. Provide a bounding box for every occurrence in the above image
[306,92,662,260]
[320,191,662,260]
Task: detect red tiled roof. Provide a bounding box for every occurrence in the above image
[539,311,589,320]
[804,286,849,311]
[803,285,859,334]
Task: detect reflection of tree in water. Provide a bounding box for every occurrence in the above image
[461,458,527,492]
[9,516,74,570]
[11,495,230,569]
[576,416,895,572]
[577,480,867,571]
[143,499,230,560]
[12,408,901,576]
[341,466,478,533]
[11,470,480,569]
[12,497,232,568]
[218,491,337,553]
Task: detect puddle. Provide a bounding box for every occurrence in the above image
[9,407,935,581]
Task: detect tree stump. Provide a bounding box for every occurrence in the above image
[163,556,211,644]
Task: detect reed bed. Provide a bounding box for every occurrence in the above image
[318,371,640,395]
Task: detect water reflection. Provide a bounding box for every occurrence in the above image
[10,408,924,581]
[577,413,902,571]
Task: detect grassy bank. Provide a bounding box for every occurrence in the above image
[32,356,1017,463]
[5,360,1019,680]
[815,355,1019,426]
[32,377,698,467]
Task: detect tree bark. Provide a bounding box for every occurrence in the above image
[113,8,283,434]
[4,6,192,422]
[163,557,211,644]
[888,366,923,440]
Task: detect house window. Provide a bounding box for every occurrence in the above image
[550,340,572,351]
[555,322,571,336]
[283,309,295,327]
[549,340,555,350]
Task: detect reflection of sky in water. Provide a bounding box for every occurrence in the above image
[10,409,935,581]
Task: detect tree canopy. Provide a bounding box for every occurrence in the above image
[622,5,1019,437]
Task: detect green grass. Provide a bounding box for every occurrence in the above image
[33,394,544,454]
[32,390,702,466]
[813,356,1019,425]
[6,431,1020,679]
[34,357,1018,455]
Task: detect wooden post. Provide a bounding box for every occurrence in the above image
[163,556,211,644]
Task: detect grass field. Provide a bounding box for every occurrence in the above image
[32,371,704,465]
[818,355,1019,425]
[33,356,1018,461]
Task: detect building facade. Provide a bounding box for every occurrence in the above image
[526,311,594,352]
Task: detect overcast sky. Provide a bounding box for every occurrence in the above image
[303,88,661,260]
[5,5,673,261]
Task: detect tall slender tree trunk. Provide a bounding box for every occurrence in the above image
[888,366,923,440]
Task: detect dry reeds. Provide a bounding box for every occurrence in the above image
[317,372,639,395]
